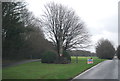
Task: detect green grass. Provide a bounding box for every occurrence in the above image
[2,56,105,79]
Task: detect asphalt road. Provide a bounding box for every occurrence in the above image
[73,58,118,80]
[118,60,120,81]
[2,59,41,68]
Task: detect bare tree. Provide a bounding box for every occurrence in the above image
[96,39,115,59]
[41,2,90,56]
[20,11,54,59]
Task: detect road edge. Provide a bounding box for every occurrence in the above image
[73,61,105,79]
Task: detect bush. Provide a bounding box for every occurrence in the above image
[63,51,71,61]
[117,45,120,59]
[96,39,115,59]
[59,51,71,64]
[41,51,57,63]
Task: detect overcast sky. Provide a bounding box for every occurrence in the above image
[25,0,119,52]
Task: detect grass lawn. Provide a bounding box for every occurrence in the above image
[2,56,105,79]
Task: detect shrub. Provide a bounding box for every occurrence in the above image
[63,51,71,61]
[59,51,71,64]
[41,51,57,63]
[117,45,120,59]
[96,39,115,59]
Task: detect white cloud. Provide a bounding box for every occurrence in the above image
[91,31,118,48]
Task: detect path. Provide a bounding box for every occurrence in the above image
[72,58,118,80]
[2,59,41,68]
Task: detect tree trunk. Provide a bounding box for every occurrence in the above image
[76,55,78,63]
[59,29,63,56]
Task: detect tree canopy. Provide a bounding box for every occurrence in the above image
[41,2,90,56]
[2,2,53,60]
[96,39,115,59]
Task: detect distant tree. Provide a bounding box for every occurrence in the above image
[69,50,96,56]
[117,45,120,59]
[41,2,90,63]
[20,9,55,59]
[22,26,54,59]
[96,39,115,59]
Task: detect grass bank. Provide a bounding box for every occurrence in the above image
[2,56,105,79]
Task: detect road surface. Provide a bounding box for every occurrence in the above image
[2,59,41,68]
[118,60,120,81]
[72,58,118,80]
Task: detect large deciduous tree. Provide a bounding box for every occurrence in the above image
[41,2,90,58]
[2,2,28,59]
[2,2,52,60]
[96,39,115,59]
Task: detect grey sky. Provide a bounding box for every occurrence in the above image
[25,0,119,52]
